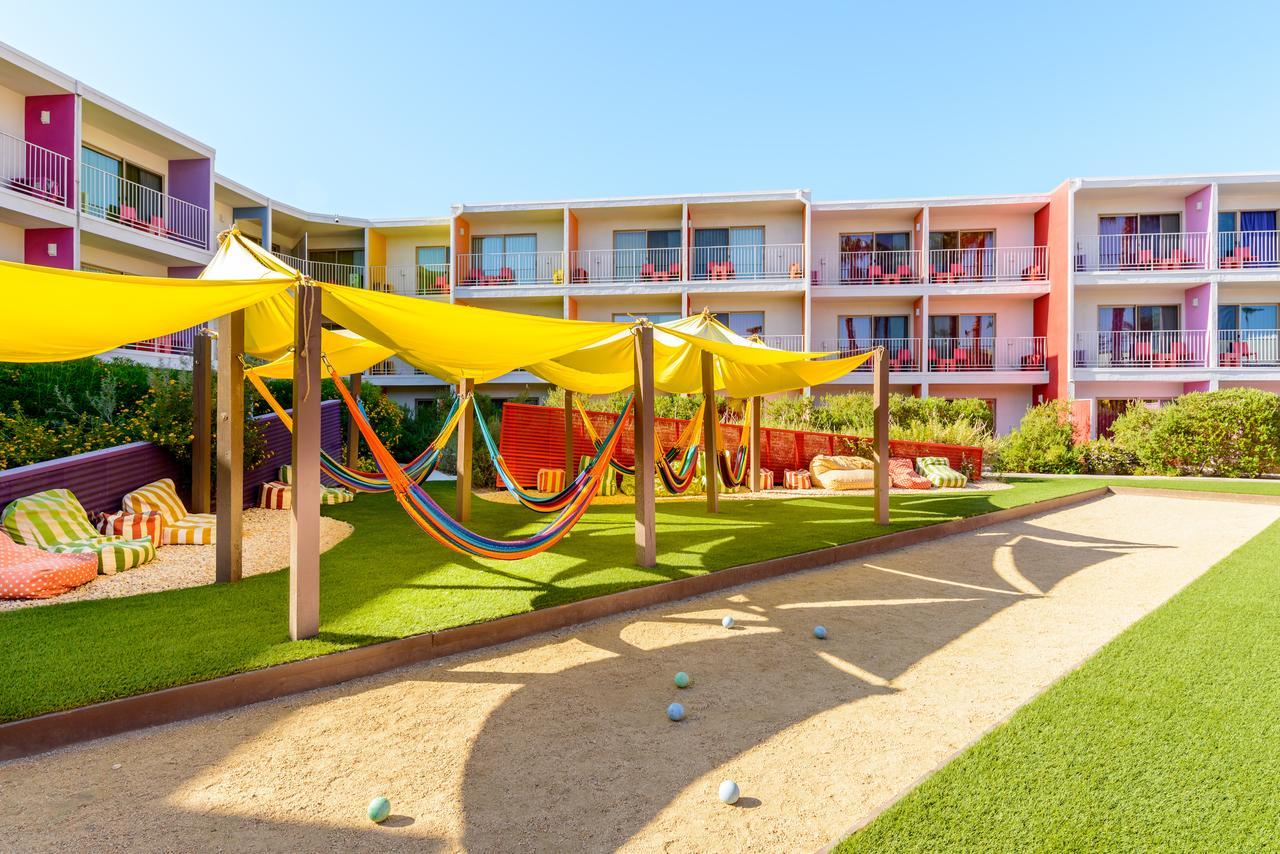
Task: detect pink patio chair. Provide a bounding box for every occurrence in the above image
[640,263,655,281]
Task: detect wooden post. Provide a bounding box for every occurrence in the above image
[290,283,323,641]
[701,350,719,513]
[564,388,576,478]
[456,377,475,523]
[748,395,763,492]
[633,324,656,567]
[345,371,362,468]
[191,330,212,514]
[873,347,890,525]
[215,311,244,584]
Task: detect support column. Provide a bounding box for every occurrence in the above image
[191,330,212,514]
[633,325,656,567]
[873,347,890,525]
[346,372,362,468]
[215,311,244,583]
[748,396,763,492]
[290,283,323,641]
[563,389,576,478]
[701,350,719,513]
[456,377,475,523]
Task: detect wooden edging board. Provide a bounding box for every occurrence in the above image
[1,484,1134,762]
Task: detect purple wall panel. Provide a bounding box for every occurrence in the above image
[24,94,75,208]
[1184,282,1211,330]
[167,158,211,209]
[23,227,74,269]
[1184,186,1212,235]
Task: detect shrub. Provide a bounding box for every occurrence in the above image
[1139,389,1280,477]
[1078,437,1138,475]
[994,400,1081,474]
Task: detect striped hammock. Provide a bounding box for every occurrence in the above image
[715,402,752,489]
[575,398,705,491]
[330,363,633,560]
[246,369,463,492]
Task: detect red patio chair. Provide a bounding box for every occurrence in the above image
[931,265,951,283]
[149,215,165,235]
[723,260,735,279]
[954,348,971,369]
[1134,341,1154,364]
[868,264,883,283]
[1169,341,1192,364]
[928,347,955,372]
[498,266,515,282]
[896,264,913,281]
[950,262,965,281]
[668,262,681,278]
[572,267,588,283]
[1136,249,1154,268]
[120,205,138,228]
[640,263,655,281]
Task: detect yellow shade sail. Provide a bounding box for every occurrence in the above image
[247,329,396,380]
[0,258,293,363]
[200,230,304,360]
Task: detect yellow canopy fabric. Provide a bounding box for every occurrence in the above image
[200,230,305,360]
[247,329,395,380]
[0,259,293,363]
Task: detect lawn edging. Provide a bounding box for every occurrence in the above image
[0,486,1112,762]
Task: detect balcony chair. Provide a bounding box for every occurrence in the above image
[1022,264,1043,280]
[498,267,515,283]
[928,347,955,372]
[950,262,966,281]
[119,205,139,228]
[668,262,681,279]
[640,263,656,281]
[789,262,803,279]
[148,215,165,236]
[891,348,913,371]
[1021,351,1045,370]
[1169,340,1192,365]
[931,265,952,284]
[867,264,883,283]
[1134,341,1154,365]
[1136,249,1155,269]
[897,263,914,281]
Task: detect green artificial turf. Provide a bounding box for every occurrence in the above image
[0,478,1112,723]
[837,509,1280,853]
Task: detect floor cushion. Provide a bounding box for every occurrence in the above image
[93,510,166,547]
[888,457,933,490]
[0,531,98,599]
[809,455,876,490]
[2,488,155,574]
[122,478,215,545]
[784,469,812,489]
[581,456,619,496]
[280,465,356,505]
[259,481,291,510]
[536,468,566,493]
[916,455,968,488]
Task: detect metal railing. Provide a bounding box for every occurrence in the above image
[118,324,206,357]
[754,334,805,352]
[1074,233,1208,272]
[1217,329,1280,367]
[926,337,1047,372]
[690,243,805,281]
[1217,231,1280,270]
[0,130,70,206]
[927,246,1048,283]
[272,253,366,287]
[568,247,683,284]
[1074,330,1208,368]
[368,263,450,296]
[811,250,920,285]
[80,162,208,248]
[820,337,922,371]
[368,357,430,377]
[456,251,564,286]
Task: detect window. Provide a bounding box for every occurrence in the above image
[1219,304,1278,331]
[838,232,910,281]
[471,233,537,280]
[613,229,680,280]
[1218,211,1278,266]
[416,246,450,293]
[309,249,366,286]
[693,226,763,278]
[80,146,165,225]
[930,230,995,278]
[1097,305,1179,332]
[612,311,679,324]
[1096,213,1183,269]
[929,230,993,252]
[929,314,995,340]
[710,311,764,337]
[835,314,909,346]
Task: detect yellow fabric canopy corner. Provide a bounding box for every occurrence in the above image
[246,329,395,380]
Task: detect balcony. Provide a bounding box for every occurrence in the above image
[0,130,70,207]
[568,247,682,285]
[1074,330,1208,368]
[1217,231,1280,271]
[80,162,208,249]
[1217,330,1280,368]
[1074,233,1208,273]
[926,247,1048,283]
[118,324,205,357]
[926,337,1047,372]
[369,264,450,296]
[756,334,805,352]
[274,253,365,287]
[457,251,564,286]
[821,338,922,371]
[690,244,805,282]
[811,250,920,286]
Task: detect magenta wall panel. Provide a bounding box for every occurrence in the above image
[24,94,75,208]
[23,227,74,269]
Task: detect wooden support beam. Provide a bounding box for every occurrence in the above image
[748,395,763,492]
[215,311,244,584]
[633,324,656,567]
[345,372,362,468]
[290,283,323,641]
[564,389,576,478]
[455,377,475,523]
[191,330,212,514]
[873,347,890,525]
[701,350,719,513]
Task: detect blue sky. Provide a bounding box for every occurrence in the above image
[9,0,1280,216]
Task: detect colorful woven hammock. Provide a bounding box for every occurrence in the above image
[575,398,705,489]
[474,395,635,513]
[715,402,752,488]
[246,369,464,492]
[330,362,633,560]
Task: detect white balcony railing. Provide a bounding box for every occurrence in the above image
[820,338,922,371]
[273,253,366,287]
[1074,330,1208,368]
[811,250,920,286]
[690,244,805,281]
[754,334,805,352]
[368,264,450,296]
[926,337,1047,372]
[118,324,206,357]
[1217,330,1280,367]
[368,357,430,377]
[1074,233,1208,273]
[80,162,208,248]
[1217,231,1280,270]
[568,247,683,284]
[0,130,70,207]
[927,246,1048,283]
[456,251,564,286]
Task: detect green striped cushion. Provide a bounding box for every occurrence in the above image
[915,456,968,488]
[320,486,355,505]
[2,489,155,574]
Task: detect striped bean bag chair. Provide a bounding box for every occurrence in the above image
[783,469,811,490]
[93,510,166,546]
[916,456,968,488]
[279,465,355,505]
[888,457,933,490]
[581,456,619,496]
[536,468,566,493]
[2,489,155,575]
[0,530,98,599]
[122,478,215,545]
[258,481,291,510]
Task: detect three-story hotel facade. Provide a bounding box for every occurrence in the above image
[1,41,1276,435]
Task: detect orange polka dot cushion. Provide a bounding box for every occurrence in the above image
[0,530,98,600]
